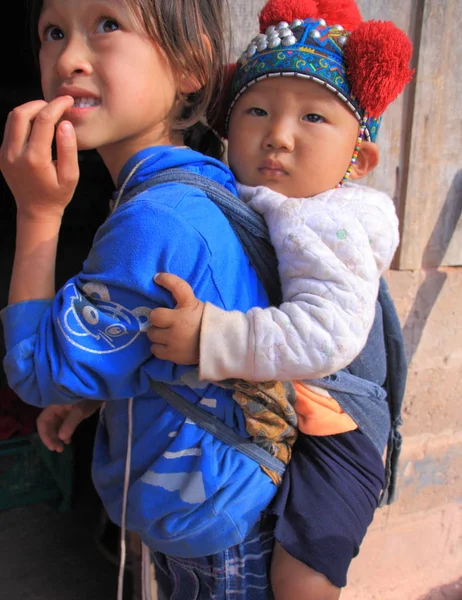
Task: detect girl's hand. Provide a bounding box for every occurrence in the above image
[148,273,204,365]
[0,96,79,221]
[37,401,103,453]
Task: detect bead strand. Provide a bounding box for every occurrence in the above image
[336,115,368,188]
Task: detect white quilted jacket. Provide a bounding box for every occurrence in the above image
[199,182,400,382]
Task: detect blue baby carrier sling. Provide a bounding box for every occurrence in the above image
[119,168,408,506]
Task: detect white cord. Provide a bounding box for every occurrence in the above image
[117,396,134,600]
[112,156,152,600]
[111,155,152,214]
[141,541,153,600]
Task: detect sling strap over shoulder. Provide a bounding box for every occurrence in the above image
[120,168,282,307]
[118,168,286,478]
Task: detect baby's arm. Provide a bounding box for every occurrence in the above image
[149,186,399,382]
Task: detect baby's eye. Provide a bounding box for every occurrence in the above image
[247,107,267,117]
[303,113,325,123]
[43,25,64,42]
[95,17,120,34]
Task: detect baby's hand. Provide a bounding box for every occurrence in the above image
[37,401,103,453]
[148,273,204,365]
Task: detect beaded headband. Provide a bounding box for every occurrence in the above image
[228,17,381,142]
[221,0,414,145]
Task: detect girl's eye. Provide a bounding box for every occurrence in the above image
[95,17,120,34]
[43,25,64,42]
[303,113,325,123]
[247,107,267,117]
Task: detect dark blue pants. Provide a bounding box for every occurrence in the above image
[270,429,385,587]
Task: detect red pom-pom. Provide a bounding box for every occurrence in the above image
[316,0,362,30]
[345,21,414,116]
[259,0,318,32]
[259,0,362,32]
[207,63,237,138]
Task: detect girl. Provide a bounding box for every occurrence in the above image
[0,0,277,598]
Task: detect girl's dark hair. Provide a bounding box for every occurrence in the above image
[29,0,229,159]
[183,120,224,160]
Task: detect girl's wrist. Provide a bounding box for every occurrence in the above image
[9,215,61,304]
[16,209,65,226]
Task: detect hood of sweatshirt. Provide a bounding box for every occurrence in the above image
[116,145,237,198]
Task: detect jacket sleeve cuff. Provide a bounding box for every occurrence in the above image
[199,302,255,382]
[1,300,52,349]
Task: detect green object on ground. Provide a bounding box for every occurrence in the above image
[0,433,73,512]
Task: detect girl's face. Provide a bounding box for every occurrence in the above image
[38,0,184,177]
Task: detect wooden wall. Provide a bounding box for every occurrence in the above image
[226,0,462,270]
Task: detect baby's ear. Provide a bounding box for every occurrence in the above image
[350,141,379,180]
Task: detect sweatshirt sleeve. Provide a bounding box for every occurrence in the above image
[1,195,212,407]
[199,185,399,382]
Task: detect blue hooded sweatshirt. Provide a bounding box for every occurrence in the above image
[1,146,276,557]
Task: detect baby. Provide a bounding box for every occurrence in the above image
[148,0,413,597]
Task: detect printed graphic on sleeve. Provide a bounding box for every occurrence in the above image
[57,282,151,354]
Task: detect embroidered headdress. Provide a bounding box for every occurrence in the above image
[216,0,414,143]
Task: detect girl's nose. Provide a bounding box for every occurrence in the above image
[55,37,93,79]
[263,119,295,152]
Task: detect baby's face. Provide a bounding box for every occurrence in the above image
[227,77,360,198]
